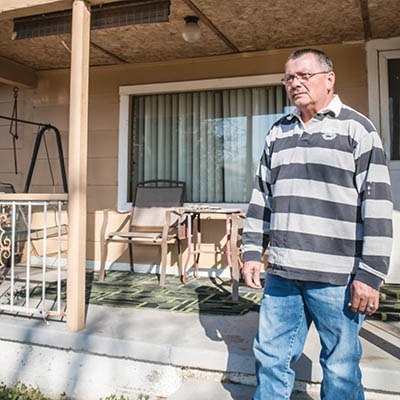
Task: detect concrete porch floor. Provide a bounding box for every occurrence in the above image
[0,301,399,399]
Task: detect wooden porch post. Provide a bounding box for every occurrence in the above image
[67,0,90,332]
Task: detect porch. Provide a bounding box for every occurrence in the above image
[0,192,399,399]
[0,269,400,400]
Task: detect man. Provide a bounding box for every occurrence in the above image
[242,48,393,400]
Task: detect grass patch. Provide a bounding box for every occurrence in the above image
[0,382,151,400]
[0,382,63,400]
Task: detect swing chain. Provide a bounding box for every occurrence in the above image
[9,87,19,174]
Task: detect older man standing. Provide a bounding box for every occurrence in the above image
[242,48,393,399]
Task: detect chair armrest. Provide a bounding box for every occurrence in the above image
[100,209,131,241]
[169,208,185,219]
[167,209,189,239]
[162,209,181,238]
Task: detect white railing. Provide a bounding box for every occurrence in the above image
[0,194,68,319]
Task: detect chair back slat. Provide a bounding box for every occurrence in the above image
[131,180,185,230]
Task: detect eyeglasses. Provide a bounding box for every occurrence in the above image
[281,71,330,85]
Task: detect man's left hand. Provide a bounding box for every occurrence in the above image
[349,280,380,315]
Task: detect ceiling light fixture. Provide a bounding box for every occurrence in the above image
[182,15,200,43]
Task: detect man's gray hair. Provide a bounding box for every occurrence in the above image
[286,48,333,72]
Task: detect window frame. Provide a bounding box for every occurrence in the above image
[118,74,282,211]
[367,37,400,170]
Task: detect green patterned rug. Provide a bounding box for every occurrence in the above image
[375,284,400,321]
[23,272,400,319]
[32,271,262,316]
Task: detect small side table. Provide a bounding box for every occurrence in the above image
[178,206,244,301]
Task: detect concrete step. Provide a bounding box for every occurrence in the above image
[167,380,255,400]
[0,304,399,399]
[166,379,321,400]
[167,378,398,400]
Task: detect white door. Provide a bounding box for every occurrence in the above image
[378,49,400,283]
[379,50,400,207]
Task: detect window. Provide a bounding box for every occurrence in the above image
[367,38,400,210]
[367,41,400,165]
[389,59,400,160]
[118,75,289,210]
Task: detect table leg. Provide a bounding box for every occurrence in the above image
[194,213,201,279]
[182,214,193,284]
[225,214,233,271]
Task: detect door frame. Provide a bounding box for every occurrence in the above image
[367,37,400,283]
[367,37,400,169]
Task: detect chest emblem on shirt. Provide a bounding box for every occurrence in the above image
[321,132,337,141]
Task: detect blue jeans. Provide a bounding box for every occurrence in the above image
[253,274,365,400]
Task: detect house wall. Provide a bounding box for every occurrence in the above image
[0,43,380,278]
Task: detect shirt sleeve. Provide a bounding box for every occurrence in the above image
[354,130,393,290]
[242,134,272,263]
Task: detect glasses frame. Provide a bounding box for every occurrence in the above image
[281,71,331,85]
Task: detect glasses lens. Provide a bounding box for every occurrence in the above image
[296,73,310,82]
[282,75,294,84]
[282,72,327,85]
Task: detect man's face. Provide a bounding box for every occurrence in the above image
[284,54,335,112]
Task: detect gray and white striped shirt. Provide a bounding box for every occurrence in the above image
[242,95,393,289]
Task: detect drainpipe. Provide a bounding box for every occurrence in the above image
[67,0,90,332]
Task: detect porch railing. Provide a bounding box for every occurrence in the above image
[0,193,68,319]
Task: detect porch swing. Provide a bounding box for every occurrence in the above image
[0,87,68,192]
[0,88,68,268]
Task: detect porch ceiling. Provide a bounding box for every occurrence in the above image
[0,0,399,77]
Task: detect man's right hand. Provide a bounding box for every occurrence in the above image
[242,261,263,289]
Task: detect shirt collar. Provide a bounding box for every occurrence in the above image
[287,94,342,121]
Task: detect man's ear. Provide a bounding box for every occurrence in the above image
[326,71,336,91]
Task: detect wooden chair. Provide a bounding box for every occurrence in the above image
[98,179,185,286]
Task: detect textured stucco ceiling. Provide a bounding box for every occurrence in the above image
[0,0,399,71]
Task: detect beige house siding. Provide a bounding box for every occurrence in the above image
[0,43,369,273]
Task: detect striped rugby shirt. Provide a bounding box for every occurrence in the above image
[242,95,393,289]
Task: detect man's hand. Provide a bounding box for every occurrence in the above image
[241,261,263,289]
[349,280,380,315]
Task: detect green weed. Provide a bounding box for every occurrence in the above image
[0,383,151,400]
[0,382,64,400]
